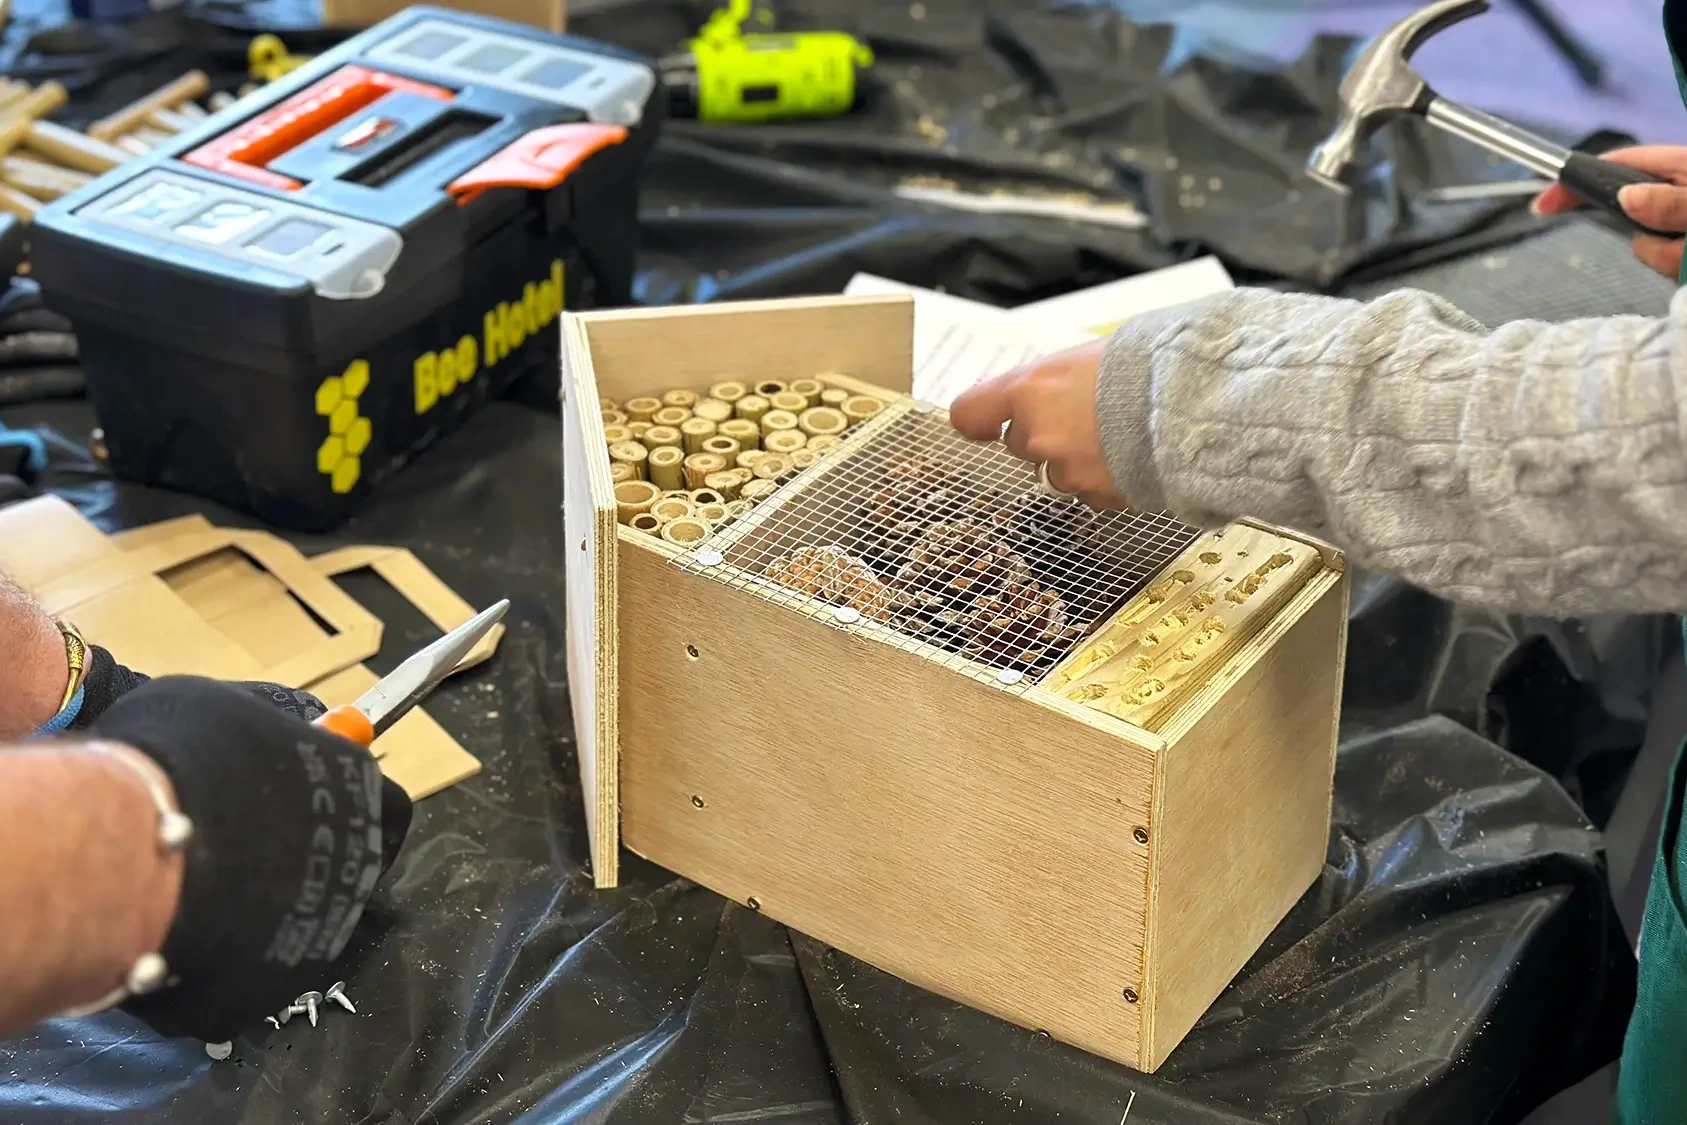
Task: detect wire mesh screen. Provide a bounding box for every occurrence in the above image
[671,400,1201,690]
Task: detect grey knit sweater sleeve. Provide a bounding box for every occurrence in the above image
[1095,285,1687,617]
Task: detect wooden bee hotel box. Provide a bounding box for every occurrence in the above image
[562,294,1349,1072]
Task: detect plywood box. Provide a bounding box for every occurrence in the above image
[561,294,1349,1073]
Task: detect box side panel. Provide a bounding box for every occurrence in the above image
[1140,568,1348,1069]
[618,544,1154,1066]
[580,295,915,404]
[561,315,621,888]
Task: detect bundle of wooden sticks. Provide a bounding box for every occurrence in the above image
[0,70,233,227]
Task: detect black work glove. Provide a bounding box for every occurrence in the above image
[89,676,414,1042]
[70,643,329,727]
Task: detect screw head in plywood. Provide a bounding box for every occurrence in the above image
[1133,827,1149,844]
[691,795,706,808]
[1122,988,1139,1003]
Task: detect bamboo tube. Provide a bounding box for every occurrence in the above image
[629,513,662,536]
[610,462,636,483]
[600,398,620,413]
[680,417,717,455]
[718,418,760,451]
[704,468,752,499]
[820,387,849,407]
[768,391,808,416]
[642,425,682,451]
[806,434,841,455]
[734,394,770,424]
[208,91,238,112]
[709,380,747,405]
[662,388,699,410]
[624,396,663,422]
[608,441,649,480]
[702,435,740,461]
[1,154,91,201]
[684,452,728,489]
[752,454,792,481]
[735,450,768,472]
[0,182,41,219]
[652,405,692,428]
[115,136,151,157]
[614,480,661,525]
[628,421,652,441]
[693,398,733,424]
[661,517,712,547]
[789,378,825,407]
[659,490,690,501]
[690,489,728,508]
[174,100,208,120]
[0,115,29,154]
[602,424,632,446]
[841,396,884,425]
[724,500,751,522]
[648,446,685,490]
[21,121,129,173]
[760,410,799,438]
[763,429,806,457]
[651,496,694,525]
[0,84,32,116]
[696,503,729,525]
[602,407,627,425]
[790,449,820,471]
[130,125,172,148]
[753,379,787,397]
[798,407,848,439]
[741,479,780,504]
[2,81,66,122]
[89,71,210,141]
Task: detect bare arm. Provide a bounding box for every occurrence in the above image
[0,741,183,1037]
[1097,285,1687,616]
[0,576,69,740]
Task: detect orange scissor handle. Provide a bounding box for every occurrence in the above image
[315,704,376,749]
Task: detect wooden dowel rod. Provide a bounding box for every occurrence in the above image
[89,71,210,141]
[1,154,91,200]
[22,121,129,173]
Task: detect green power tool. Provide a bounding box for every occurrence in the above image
[660,0,874,123]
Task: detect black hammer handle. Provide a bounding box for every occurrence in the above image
[1558,152,1677,239]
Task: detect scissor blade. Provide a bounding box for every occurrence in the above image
[353,599,510,737]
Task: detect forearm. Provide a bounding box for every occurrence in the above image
[0,576,70,739]
[1098,286,1687,617]
[0,742,183,1037]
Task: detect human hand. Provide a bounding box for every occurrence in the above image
[89,677,413,1042]
[1533,145,1687,280]
[948,338,1127,509]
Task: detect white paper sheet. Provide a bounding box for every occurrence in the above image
[844,257,1236,406]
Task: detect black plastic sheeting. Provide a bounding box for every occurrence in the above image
[0,398,1642,1125]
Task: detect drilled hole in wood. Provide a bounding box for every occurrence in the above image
[685,644,700,660]
[691,795,705,808]
[1133,827,1149,844]
[1122,988,1139,1004]
[580,539,587,552]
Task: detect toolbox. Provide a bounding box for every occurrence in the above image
[561,293,1350,1072]
[30,7,662,531]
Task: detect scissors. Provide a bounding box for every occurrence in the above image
[314,599,509,747]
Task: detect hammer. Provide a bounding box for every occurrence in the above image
[1308,0,1674,238]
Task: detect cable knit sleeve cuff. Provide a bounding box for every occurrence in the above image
[1094,304,1194,515]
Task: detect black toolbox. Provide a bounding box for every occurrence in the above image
[31,7,662,531]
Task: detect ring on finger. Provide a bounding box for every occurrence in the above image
[1036,460,1078,501]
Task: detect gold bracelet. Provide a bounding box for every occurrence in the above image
[56,620,88,714]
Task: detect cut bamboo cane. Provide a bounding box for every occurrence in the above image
[651,496,694,525]
[662,388,699,410]
[768,391,808,416]
[763,429,806,457]
[753,379,787,397]
[841,395,884,425]
[608,441,649,481]
[708,380,747,405]
[661,517,712,547]
[648,446,685,490]
[642,425,683,451]
[652,405,692,428]
[788,378,824,407]
[798,407,848,439]
[734,395,770,424]
[680,417,718,455]
[760,410,800,439]
[629,512,662,536]
[624,396,662,422]
[701,435,741,461]
[615,480,661,525]
[683,452,728,490]
[718,418,760,451]
[693,398,733,424]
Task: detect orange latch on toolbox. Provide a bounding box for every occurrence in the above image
[446,123,629,206]
[184,65,453,191]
